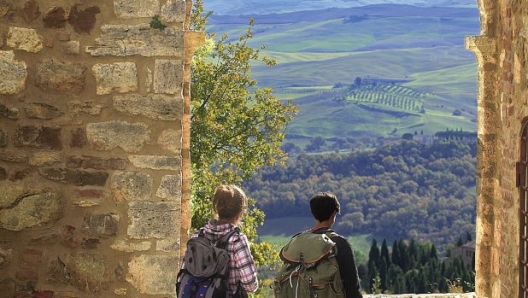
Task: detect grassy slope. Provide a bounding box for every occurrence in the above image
[207,5,479,145]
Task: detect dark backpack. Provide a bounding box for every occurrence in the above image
[176,228,239,298]
[273,230,344,298]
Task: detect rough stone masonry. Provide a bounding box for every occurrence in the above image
[0,0,201,297]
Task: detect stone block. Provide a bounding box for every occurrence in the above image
[158,128,182,154]
[0,149,28,163]
[35,59,86,94]
[126,255,179,295]
[0,192,63,231]
[29,152,62,166]
[6,27,43,53]
[86,25,184,57]
[128,155,180,170]
[113,0,160,18]
[0,50,27,95]
[160,0,186,23]
[68,100,106,116]
[25,102,63,119]
[156,174,181,201]
[86,121,150,153]
[111,171,153,201]
[48,253,108,292]
[92,62,138,95]
[154,59,183,94]
[113,94,183,121]
[127,201,180,239]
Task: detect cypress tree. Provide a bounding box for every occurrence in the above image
[381,238,391,266]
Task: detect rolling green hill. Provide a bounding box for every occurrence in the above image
[207,4,480,148]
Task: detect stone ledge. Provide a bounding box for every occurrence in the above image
[364,293,476,298]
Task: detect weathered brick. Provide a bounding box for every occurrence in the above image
[14,125,62,150]
[25,102,63,119]
[67,156,127,170]
[0,244,13,269]
[82,213,119,237]
[68,6,100,34]
[0,167,6,180]
[60,225,79,248]
[0,278,16,297]
[0,129,7,147]
[39,168,108,186]
[0,150,29,163]
[22,0,40,23]
[33,291,53,298]
[43,7,67,28]
[70,128,87,148]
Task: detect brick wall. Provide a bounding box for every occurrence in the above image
[466,0,528,297]
[0,0,201,297]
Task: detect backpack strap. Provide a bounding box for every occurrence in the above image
[215,227,240,250]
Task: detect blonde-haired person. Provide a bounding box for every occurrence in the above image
[198,185,258,296]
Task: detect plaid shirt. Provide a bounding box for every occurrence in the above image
[197,219,259,294]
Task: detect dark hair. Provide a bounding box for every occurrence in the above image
[213,185,248,222]
[310,192,340,222]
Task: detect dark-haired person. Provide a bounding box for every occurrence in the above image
[193,185,258,296]
[310,192,364,298]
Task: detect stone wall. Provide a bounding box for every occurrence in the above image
[466,0,527,297]
[0,0,200,297]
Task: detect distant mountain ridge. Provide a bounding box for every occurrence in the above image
[207,4,478,25]
[204,0,477,16]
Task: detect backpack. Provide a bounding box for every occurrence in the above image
[273,230,344,298]
[176,228,239,298]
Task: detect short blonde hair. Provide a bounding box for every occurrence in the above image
[213,185,248,222]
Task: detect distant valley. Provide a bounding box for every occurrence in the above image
[205,3,480,149]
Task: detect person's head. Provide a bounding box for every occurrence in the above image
[213,184,248,224]
[310,192,340,222]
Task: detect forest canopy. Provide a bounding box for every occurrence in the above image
[243,139,477,249]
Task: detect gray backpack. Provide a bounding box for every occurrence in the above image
[176,228,239,298]
[273,230,344,298]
